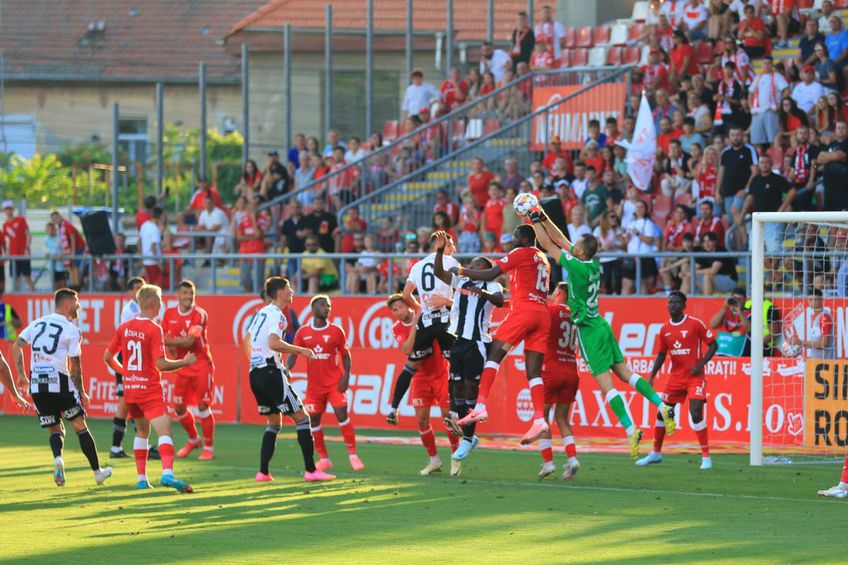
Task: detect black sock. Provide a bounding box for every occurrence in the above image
[77,429,100,471]
[49,432,65,458]
[391,365,416,409]
[295,418,316,473]
[449,377,466,414]
[112,417,126,450]
[462,398,478,439]
[260,426,279,475]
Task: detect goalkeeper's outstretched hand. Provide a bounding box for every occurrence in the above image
[528,206,547,224]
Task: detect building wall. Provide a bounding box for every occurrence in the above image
[558,0,634,28]
[3,83,242,155]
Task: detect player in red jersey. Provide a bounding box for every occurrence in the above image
[286,295,364,472]
[104,284,196,492]
[638,292,718,470]
[537,282,582,481]
[388,294,459,476]
[449,225,552,445]
[161,280,216,460]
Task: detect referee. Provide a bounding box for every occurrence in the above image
[433,235,504,467]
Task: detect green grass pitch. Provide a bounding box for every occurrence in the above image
[0,414,844,564]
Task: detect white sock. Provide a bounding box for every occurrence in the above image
[138,474,148,482]
[429,455,441,465]
[54,456,63,465]
[162,468,174,478]
[567,456,579,466]
[839,481,848,490]
[110,446,122,453]
[626,424,637,435]
[539,438,552,450]
[534,417,547,426]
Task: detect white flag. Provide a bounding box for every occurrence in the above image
[619,92,656,192]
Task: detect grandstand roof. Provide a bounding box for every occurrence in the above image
[0,0,265,84]
[228,0,540,45]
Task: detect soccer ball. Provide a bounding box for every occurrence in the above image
[781,339,802,358]
[512,193,539,217]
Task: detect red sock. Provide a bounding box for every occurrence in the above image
[477,363,500,405]
[312,426,328,459]
[539,439,553,463]
[178,411,199,441]
[653,422,666,453]
[339,419,357,455]
[529,379,545,420]
[199,411,215,448]
[841,455,848,484]
[419,427,438,457]
[694,424,710,457]
[158,438,175,473]
[563,436,577,458]
[133,437,148,477]
[448,431,459,453]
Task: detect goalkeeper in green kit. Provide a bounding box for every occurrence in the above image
[528,207,676,458]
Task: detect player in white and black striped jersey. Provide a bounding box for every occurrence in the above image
[386,233,460,425]
[10,289,112,487]
[433,235,504,470]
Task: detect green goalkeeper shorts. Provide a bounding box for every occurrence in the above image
[576,316,624,376]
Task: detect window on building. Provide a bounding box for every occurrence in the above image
[118,118,148,163]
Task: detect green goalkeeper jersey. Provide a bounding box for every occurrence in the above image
[558,249,601,325]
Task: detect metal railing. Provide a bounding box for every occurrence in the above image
[0,250,785,297]
[258,66,627,218]
[337,66,633,233]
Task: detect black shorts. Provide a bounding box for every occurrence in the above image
[32,391,86,428]
[409,319,455,362]
[622,257,658,279]
[449,338,487,383]
[249,363,304,416]
[11,259,31,277]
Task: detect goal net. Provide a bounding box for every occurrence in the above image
[750,212,848,465]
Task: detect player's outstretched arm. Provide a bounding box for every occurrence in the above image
[692,341,719,376]
[0,353,28,409]
[11,338,29,391]
[401,280,421,311]
[648,351,667,385]
[269,334,316,359]
[533,209,574,251]
[531,222,564,260]
[432,235,453,286]
[452,264,503,282]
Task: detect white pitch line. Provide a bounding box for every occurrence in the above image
[201,464,830,505]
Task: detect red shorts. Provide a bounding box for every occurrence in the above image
[304,387,348,414]
[126,390,168,421]
[661,377,707,405]
[411,374,448,409]
[144,264,162,286]
[171,363,214,406]
[495,307,551,353]
[542,370,580,405]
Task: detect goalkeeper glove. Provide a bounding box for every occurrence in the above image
[528,206,547,224]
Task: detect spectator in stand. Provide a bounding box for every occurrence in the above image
[499,233,514,254]
[136,195,158,229]
[707,0,730,40]
[658,139,692,200]
[467,157,495,208]
[347,234,380,295]
[622,200,661,295]
[719,34,753,88]
[322,130,346,158]
[814,43,843,92]
[776,96,809,148]
[328,145,356,207]
[503,186,523,235]
[339,206,367,253]
[301,235,339,294]
[439,67,468,115]
[827,91,848,123]
[791,65,826,115]
[661,0,686,28]
[433,189,459,225]
[788,289,835,359]
[496,68,530,120]
[708,287,752,355]
[139,207,164,287]
[456,196,481,253]
[259,150,291,203]
[402,69,441,121]
[770,0,800,49]
[681,0,709,42]
[542,136,572,174]
[500,158,524,192]
[738,154,797,251]
[570,161,588,199]
[594,210,627,295]
[45,222,67,289]
[817,0,835,30]
[196,195,230,258]
[236,198,268,292]
[566,205,592,244]
[798,19,826,69]
[826,16,848,87]
[345,137,367,163]
[693,200,726,244]
[717,125,759,218]
[535,5,565,68]
[669,31,697,90]
[787,126,819,211]
[738,4,767,58]
[302,198,339,253]
[481,232,501,254]
[653,89,678,132]
[480,41,512,83]
[679,116,705,154]
[510,11,535,69]
[287,133,306,173]
[581,168,611,228]
[660,205,692,293]
[582,141,605,174]
[51,210,86,289]
[655,14,676,53]
[687,92,714,135]
[585,119,607,148]
[817,120,848,211]
[294,153,317,206]
[643,48,671,92]
[549,161,569,193]
[417,226,434,252]
[466,67,482,99]
[376,217,399,252]
[305,135,321,155]
[481,182,506,241]
[235,159,264,200]
[693,147,720,208]
[683,231,738,295]
[186,178,223,221]
[478,70,497,103]
[280,200,307,278]
[659,232,697,292]
[3,202,33,291]
[160,230,182,290]
[713,62,745,135]
[531,40,555,72]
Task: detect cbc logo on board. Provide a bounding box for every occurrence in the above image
[516,388,533,422]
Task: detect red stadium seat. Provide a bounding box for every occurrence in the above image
[651,193,672,223]
[564,27,576,49]
[622,46,642,65]
[570,48,589,67]
[382,120,399,142]
[628,21,646,42]
[675,192,693,208]
[606,46,623,66]
[576,26,593,48]
[594,25,611,45]
[484,119,501,136]
[767,146,785,174]
[559,50,573,68]
[695,41,714,66]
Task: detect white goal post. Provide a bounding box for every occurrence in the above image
[750,211,848,466]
